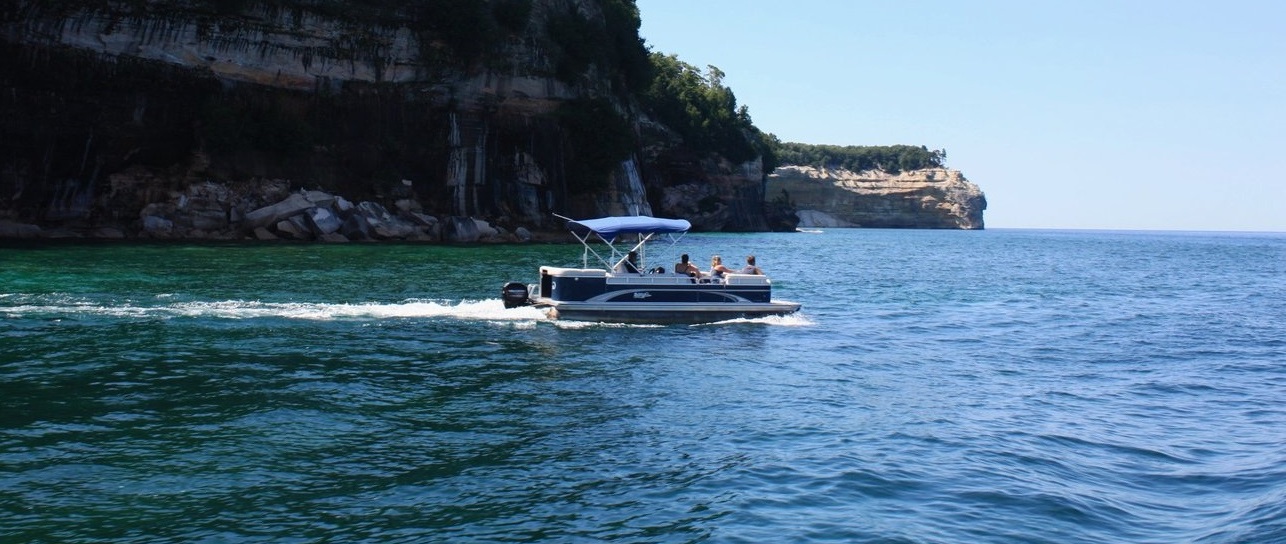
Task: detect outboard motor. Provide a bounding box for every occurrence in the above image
[501,282,531,309]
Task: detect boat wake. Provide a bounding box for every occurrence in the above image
[2,293,809,328]
[0,294,547,323]
[700,312,814,327]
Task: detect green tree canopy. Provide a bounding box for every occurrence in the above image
[641,53,774,166]
[770,142,946,173]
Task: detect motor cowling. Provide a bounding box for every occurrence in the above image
[501,281,531,309]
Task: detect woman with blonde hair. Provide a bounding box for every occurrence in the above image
[709,255,732,278]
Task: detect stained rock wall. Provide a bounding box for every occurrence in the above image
[0,0,777,241]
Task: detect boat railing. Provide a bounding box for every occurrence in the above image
[606,273,701,285]
[540,266,772,287]
[723,273,771,286]
[539,266,605,277]
[605,272,771,286]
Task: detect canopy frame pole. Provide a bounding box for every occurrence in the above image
[608,233,654,272]
[554,214,691,272]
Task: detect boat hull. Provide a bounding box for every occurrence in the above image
[527,266,801,324]
[538,300,801,324]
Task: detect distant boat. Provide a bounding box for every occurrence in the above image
[502,216,800,324]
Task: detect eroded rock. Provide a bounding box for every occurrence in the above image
[769,166,986,229]
[305,207,342,235]
[245,193,313,229]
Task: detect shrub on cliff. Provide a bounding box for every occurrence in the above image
[773,143,947,173]
[642,54,764,164]
[547,0,650,93]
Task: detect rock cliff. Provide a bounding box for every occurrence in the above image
[768,165,986,229]
[0,0,777,240]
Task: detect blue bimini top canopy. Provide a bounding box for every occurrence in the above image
[567,216,691,242]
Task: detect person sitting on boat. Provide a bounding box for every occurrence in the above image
[709,255,732,278]
[739,255,763,275]
[615,250,641,274]
[674,254,702,278]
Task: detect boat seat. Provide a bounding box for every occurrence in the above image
[724,273,769,285]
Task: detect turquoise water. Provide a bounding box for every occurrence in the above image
[2,229,1285,543]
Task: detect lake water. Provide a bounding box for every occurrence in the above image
[2,229,1284,543]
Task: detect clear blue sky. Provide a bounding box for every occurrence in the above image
[636,0,1286,231]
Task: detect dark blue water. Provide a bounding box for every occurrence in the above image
[3,229,1285,543]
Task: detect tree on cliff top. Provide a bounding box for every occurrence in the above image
[772,142,946,173]
[545,0,651,94]
[641,53,775,168]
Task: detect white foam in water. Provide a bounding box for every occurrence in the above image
[550,320,664,330]
[167,298,552,322]
[1,294,549,323]
[699,312,815,327]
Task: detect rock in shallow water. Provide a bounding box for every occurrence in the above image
[305,207,342,235]
[275,216,313,240]
[245,193,313,229]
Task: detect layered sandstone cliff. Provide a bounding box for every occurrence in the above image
[768,165,986,229]
[0,0,775,240]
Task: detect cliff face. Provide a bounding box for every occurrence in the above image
[0,0,773,240]
[768,165,986,229]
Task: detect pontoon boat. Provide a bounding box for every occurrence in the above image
[501,216,801,324]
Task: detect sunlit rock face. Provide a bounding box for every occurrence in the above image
[768,166,987,229]
[0,0,776,239]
